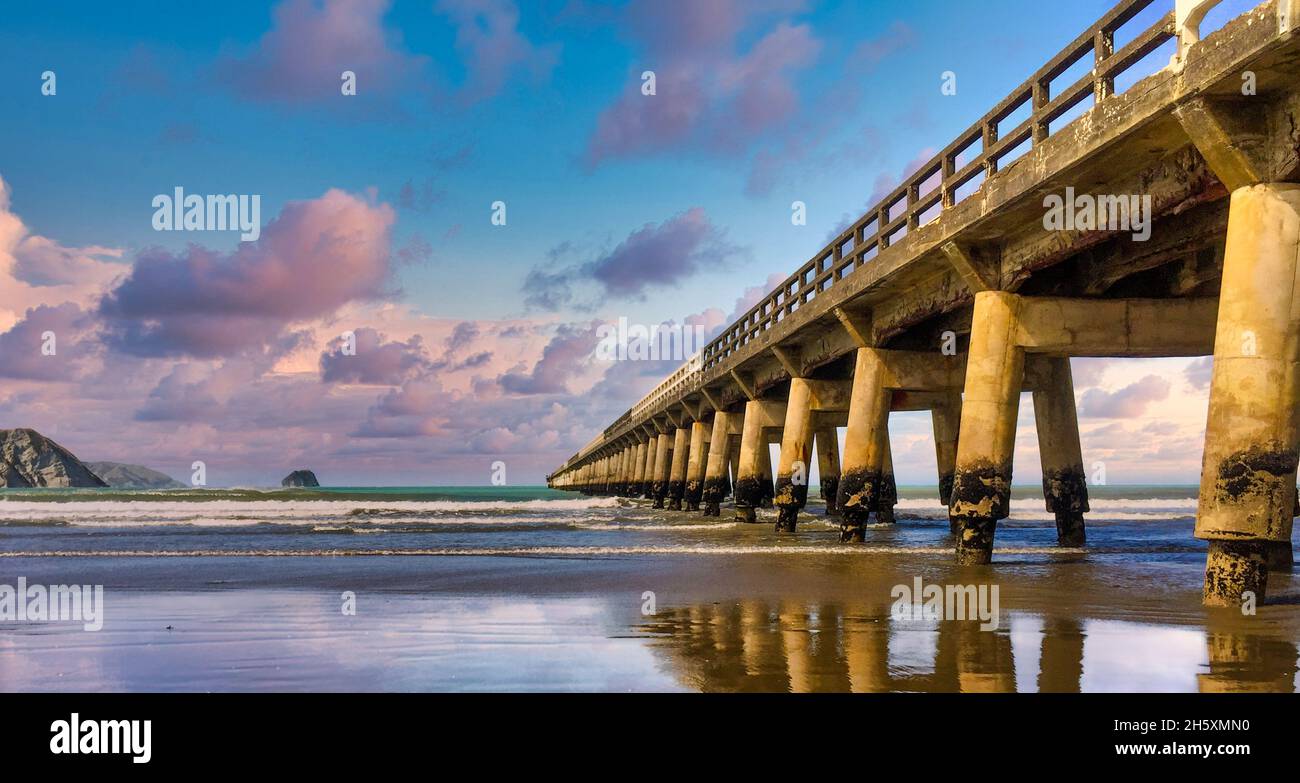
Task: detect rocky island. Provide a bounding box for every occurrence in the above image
[281,469,321,487]
[0,428,108,488]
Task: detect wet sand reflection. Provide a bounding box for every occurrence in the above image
[639,601,1297,693]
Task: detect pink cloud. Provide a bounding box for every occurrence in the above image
[435,0,559,103]
[0,304,96,382]
[583,1,819,167]
[1079,375,1172,418]
[99,189,396,358]
[0,176,126,327]
[215,0,425,104]
[320,327,432,385]
[499,322,600,394]
[1184,356,1213,390]
[524,207,743,309]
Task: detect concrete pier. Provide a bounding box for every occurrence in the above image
[774,378,815,532]
[1195,184,1300,607]
[547,0,1300,605]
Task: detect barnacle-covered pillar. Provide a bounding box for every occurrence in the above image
[951,291,1025,565]
[1196,184,1300,606]
[1033,356,1088,547]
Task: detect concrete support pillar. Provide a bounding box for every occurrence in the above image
[624,439,634,494]
[629,439,650,494]
[931,394,962,534]
[667,426,690,511]
[951,291,1026,564]
[651,432,672,508]
[815,427,841,516]
[875,425,897,525]
[1196,183,1300,607]
[617,446,633,496]
[702,412,735,516]
[1033,356,1089,546]
[684,419,710,512]
[774,378,815,532]
[647,437,660,496]
[838,348,890,542]
[735,400,768,523]
[641,437,657,499]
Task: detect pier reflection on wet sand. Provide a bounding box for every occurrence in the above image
[639,601,1298,693]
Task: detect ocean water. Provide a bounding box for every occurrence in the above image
[0,484,1207,558]
[0,484,1296,692]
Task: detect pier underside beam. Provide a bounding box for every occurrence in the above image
[1015,297,1218,356]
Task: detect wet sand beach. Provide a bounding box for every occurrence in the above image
[0,486,1296,692]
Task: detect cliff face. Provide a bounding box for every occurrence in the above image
[85,462,186,489]
[281,469,320,487]
[0,429,109,488]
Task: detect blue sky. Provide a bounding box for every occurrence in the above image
[1,0,1187,321]
[0,0,1260,484]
